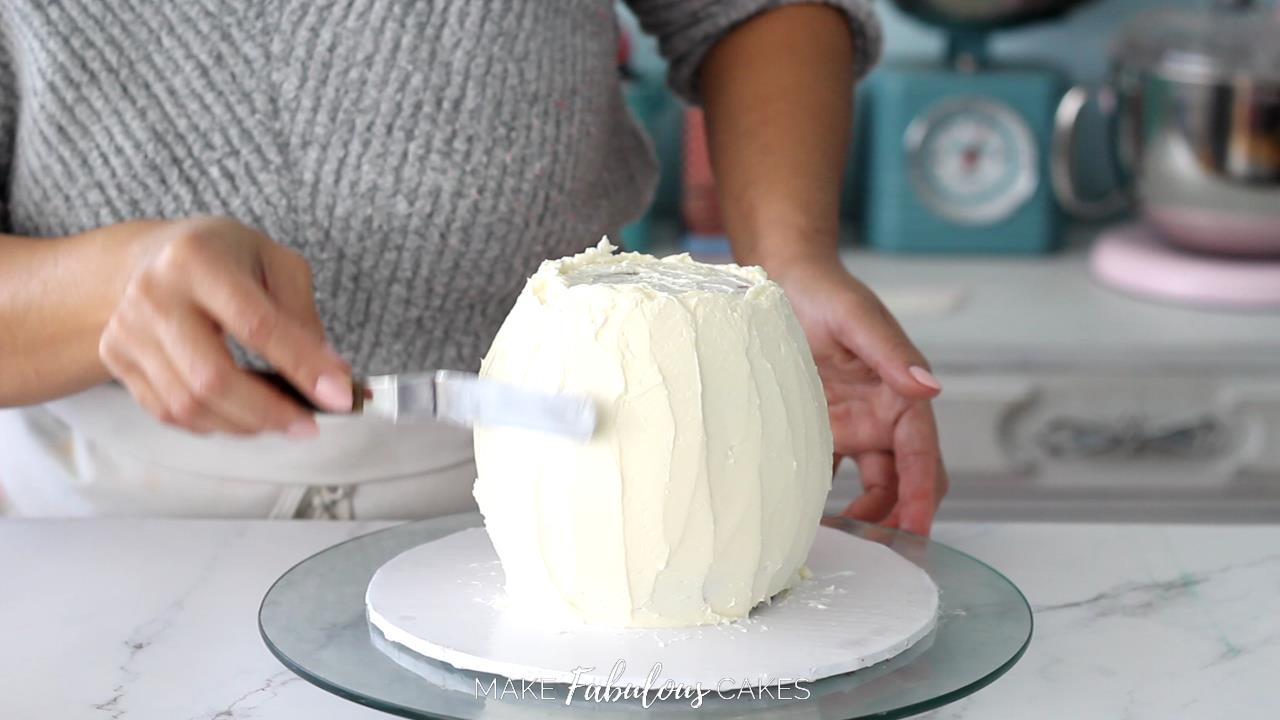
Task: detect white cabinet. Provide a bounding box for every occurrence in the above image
[1221,382,1280,476]
[830,371,1280,523]
[825,234,1280,523]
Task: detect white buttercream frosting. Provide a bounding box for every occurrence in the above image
[473,238,833,628]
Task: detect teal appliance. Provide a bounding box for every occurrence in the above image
[863,0,1099,254]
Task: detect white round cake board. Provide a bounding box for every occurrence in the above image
[366,526,939,689]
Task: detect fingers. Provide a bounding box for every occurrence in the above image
[155,302,319,436]
[99,216,345,435]
[157,222,351,413]
[101,353,174,427]
[262,243,326,338]
[815,346,879,386]
[842,450,897,523]
[834,295,941,401]
[132,337,233,434]
[101,313,231,434]
[828,401,893,453]
[882,507,902,529]
[893,402,945,536]
[195,259,350,413]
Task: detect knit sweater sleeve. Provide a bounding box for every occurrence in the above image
[623,0,882,104]
[0,31,16,231]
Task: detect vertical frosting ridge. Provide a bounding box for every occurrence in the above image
[474,239,833,628]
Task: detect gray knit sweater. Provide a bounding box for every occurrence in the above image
[0,0,880,374]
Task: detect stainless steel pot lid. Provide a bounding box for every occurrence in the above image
[1114,2,1280,83]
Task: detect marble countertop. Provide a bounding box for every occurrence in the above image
[0,518,1275,719]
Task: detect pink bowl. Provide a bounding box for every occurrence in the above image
[1091,223,1280,309]
[1146,206,1280,258]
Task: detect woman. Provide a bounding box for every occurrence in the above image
[0,1,946,532]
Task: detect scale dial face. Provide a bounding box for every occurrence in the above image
[905,98,1039,225]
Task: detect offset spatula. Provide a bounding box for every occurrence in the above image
[254,370,597,441]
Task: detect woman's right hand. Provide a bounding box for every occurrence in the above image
[98,216,352,437]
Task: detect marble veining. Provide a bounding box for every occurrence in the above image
[919,524,1279,720]
[196,669,302,720]
[0,519,1274,719]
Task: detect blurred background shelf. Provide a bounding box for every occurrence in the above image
[822,227,1280,524]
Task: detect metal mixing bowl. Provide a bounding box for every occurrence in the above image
[891,0,1099,30]
[1052,4,1280,254]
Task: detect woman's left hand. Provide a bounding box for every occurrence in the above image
[771,258,948,536]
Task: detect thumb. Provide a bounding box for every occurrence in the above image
[261,244,328,342]
[255,244,352,411]
[834,299,941,401]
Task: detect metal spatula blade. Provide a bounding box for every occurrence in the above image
[253,369,597,441]
[363,371,597,440]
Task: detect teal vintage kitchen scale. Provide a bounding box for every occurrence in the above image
[863,0,1101,253]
